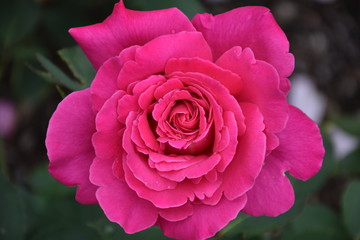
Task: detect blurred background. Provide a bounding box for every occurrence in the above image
[0,0,359,239]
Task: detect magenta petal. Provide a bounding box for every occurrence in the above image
[90,57,122,112]
[159,202,193,222]
[165,57,242,95]
[222,103,266,200]
[216,47,288,134]
[69,1,196,69]
[46,89,97,204]
[192,6,294,80]
[243,157,294,217]
[158,195,247,240]
[157,154,221,181]
[92,91,125,160]
[117,31,213,91]
[96,180,158,233]
[270,105,324,180]
[90,157,118,187]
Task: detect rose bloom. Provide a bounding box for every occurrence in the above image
[46,1,324,240]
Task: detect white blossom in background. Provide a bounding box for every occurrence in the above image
[329,125,359,160]
[289,73,327,123]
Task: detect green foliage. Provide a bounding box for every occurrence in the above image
[342,180,360,239]
[331,114,360,137]
[124,0,206,18]
[280,204,349,240]
[89,219,171,240]
[338,148,360,176]
[0,0,40,47]
[0,173,27,240]
[35,54,85,91]
[58,46,96,87]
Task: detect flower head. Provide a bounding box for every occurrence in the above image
[46,2,324,239]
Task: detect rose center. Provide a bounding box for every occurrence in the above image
[169,101,199,133]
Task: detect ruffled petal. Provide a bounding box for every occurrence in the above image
[192,6,294,83]
[158,195,247,240]
[216,47,288,133]
[242,157,294,216]
[90,45,138,112]
[92,91,126,160]
[270,105,324,180]
[46,89,97,204]
[159,202,193,222]
[165,57,242,95]
[222,103,266,200]
[96,180,158,233]
[70,1,196,69]
[117,31,213,91]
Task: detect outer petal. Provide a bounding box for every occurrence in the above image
[192,6,294,80]
[70,1,196,69]
[90,45,138,112]
[216,47,288,134]
[90,57,122,112]
[270,105,324,180]
[242,157,294,217]
[158,195,247,240]
[96,180,158,233]
[46,89,97,204]
[92,91,126,160]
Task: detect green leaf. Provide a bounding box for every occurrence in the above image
[0,173,27,240]
[215,213,249,239]
[30,224,101,240]
[89,218,171,240]
[0,0,40,47]
[332,114,360,137]
[281,204,349,240]
[35,54,84,91]
[126,0,206,18]
[58,46,96,87]
[338,148,360,176]
[222,199,304,238]
[11,61,51,102]
[0,138,6,175]
[29,165,75,200]
[342,180,360,238]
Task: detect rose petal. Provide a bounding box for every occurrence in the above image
[242,157,294,217]
[270,105,324,180]
[216,47,288,134]
[117,31,213,91]
[124,159,222,208]
[90,45,138,112]
[192,6,294,87]
[215,111,238,172]
[165,57,242,95]
[222,103,266,200]
[157,154,221,181]
[96,180,158,233]
[159,202,193,222]
[92,91,126,160]
[70,1,196,69]
[158,195,247,240]
[46,89,97,204]
[90,156,119,187]
[123,112,177,191]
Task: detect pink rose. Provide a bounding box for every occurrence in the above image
[45,1,324,240]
